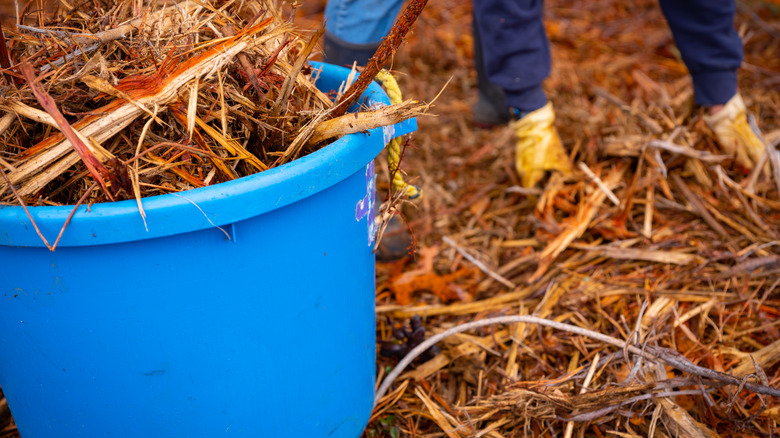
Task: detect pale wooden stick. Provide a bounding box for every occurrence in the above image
[443,235,516,289]
[0,168,53,250]
[563,352,600,438]
[373,315,780,405]
[306,100,426,146]
[51,182,98,251]
[0,112,14,136]
[578,162,620,206]
[646,139,729,163]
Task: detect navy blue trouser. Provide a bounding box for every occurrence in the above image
[473,0,744,111]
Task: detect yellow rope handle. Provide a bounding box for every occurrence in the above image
[374,70,422,199]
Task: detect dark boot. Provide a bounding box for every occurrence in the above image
[323,30,381,67]
[376,215,413,262]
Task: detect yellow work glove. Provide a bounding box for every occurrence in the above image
[703,93,767,172]
[512,102,573,188]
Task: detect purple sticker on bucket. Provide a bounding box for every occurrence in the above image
[355,161,377,246]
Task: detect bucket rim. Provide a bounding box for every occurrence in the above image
[0,62,417,248]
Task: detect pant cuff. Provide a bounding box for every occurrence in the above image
[690,69,738,106]
[504,85,548,113]
[323,30,382,66]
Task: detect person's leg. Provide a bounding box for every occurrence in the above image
[659,0,765,171]
[473,0,570,187]
[658,0,743,106]
[471,13,510,127]
[472,0,550,113]
[323,0,405,65]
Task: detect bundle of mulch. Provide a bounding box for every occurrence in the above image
[0,0,421,210]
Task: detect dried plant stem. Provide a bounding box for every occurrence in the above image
[51,182,98,251]
[563,352,600,438]
[330,0,429,118]
[19,62,117,201]
[223,24,265,97]
[442,235,516,289]
[0,112,15,138]
[374,315,780,406]
[593,86,663,134]
[672,174,730,239]
[578,162,620,206]
[275,110,332,166]
[0,168,52,250]
[3,101,68,129]
[132,105,159,228]
[646,140,729,163]
[565,389,712,423]
[270,25,325,117]
[529,166,626,282]
[306,100,426,145]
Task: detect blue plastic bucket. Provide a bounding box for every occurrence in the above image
[0,62,416,437]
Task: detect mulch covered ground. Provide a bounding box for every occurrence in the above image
[2,0,780,437]
[300,0,780,437]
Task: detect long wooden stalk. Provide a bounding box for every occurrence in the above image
[19,62,118,201]
[329,0,428,119]
[306,100,425,146]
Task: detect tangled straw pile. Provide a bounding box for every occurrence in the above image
[0,0,422,208]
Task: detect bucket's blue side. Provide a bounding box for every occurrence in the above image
[1,171,376,436]
[0,63,415,438]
